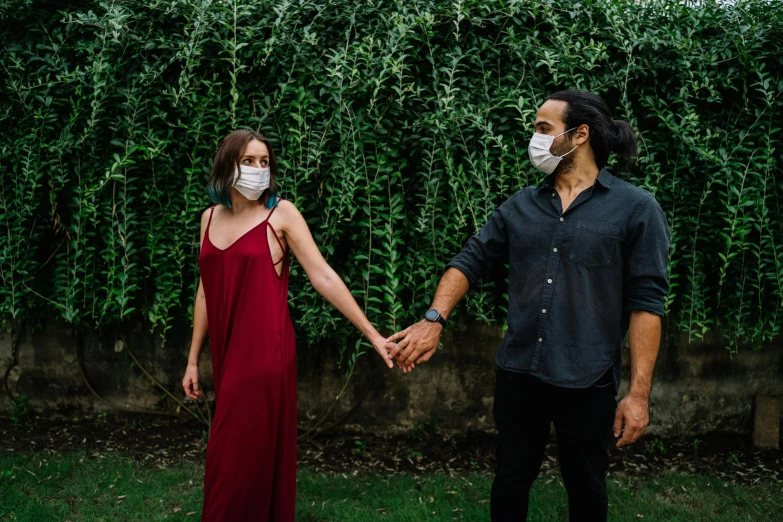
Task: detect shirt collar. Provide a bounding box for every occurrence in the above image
[537,169,614,190]
[596,168,614,189]
[537,174,556,190]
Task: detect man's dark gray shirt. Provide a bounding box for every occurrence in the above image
[446,169,670,392]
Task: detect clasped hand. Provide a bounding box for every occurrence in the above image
[382,320,442,373]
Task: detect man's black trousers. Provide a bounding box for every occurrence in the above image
[490,367,617,522]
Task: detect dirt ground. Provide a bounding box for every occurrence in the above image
[2,413,780,485]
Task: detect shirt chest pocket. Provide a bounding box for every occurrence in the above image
[568,221,622,269]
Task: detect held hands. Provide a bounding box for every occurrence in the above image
[372,335,399,369]
[386,319,443,373]
[613,393,649,447]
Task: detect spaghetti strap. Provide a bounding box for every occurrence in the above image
[206,205,216,231]
[268,223,286,265]
[263,205,278,223]
[266,199,285,266]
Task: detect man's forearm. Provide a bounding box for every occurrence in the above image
[627,310,662,399]
[430,267,471,320]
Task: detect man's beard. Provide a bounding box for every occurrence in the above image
[551,137,576,176]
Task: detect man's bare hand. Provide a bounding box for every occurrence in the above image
[613,394,649,447]
[387,320,442,373]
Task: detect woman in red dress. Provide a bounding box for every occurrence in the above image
[181,130,396,521]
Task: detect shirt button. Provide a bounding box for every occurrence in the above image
[542,309,547,313]
[538,338,543,343]
[547,279,553,284]
[553,248,558,253]
[551,192,555,198]
[559,217,564,222]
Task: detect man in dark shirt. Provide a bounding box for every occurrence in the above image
[389,90,670,521]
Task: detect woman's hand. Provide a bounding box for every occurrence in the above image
[182,363,202,400]
[371,335,398,369]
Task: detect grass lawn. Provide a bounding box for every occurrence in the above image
[1,451,780,521]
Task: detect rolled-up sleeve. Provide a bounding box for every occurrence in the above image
[445,202,509,289]
[623,192,671,316]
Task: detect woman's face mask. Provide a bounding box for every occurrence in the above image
[528,127,579,175]
[232,165,270,200]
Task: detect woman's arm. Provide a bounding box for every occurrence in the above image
[277,200,395,369]
[183,209,211,400]
[188,278,208,365]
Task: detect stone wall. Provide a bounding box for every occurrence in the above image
[1,320,782,438]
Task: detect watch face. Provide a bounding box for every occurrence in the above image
[425,309,439,321]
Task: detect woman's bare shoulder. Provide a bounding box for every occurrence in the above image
[276,198,297,211]
[275,199,301,219]
[273,200,306,237]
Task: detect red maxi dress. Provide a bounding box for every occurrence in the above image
[198,204,297,521]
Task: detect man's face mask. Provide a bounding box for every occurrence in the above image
[232,165,271,200]
[528,127,579,175]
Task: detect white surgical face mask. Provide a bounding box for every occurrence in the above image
[528,127,579,175]
[232,165,270,200]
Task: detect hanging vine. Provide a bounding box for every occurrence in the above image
[0,0,782,357]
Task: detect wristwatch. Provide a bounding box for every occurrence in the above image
[424,308,447,328]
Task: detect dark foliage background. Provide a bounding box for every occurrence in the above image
[1,0,782,357]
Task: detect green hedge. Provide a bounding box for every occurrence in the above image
[1,0,782,352]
